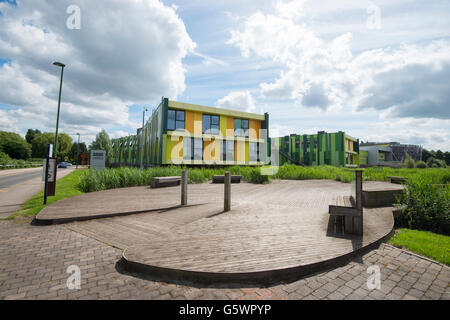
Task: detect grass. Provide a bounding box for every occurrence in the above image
[5,169,86,220]
[388,228,450,265]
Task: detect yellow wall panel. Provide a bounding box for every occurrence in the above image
[235,140,245,162]
[245,142,249,162]
[226,117,234,137]
[166,136,183,161]
[194,112,202,135]
[185,111,194,134]
[220,115,227,137]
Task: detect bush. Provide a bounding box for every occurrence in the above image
[405,153,415,168]
[427,157,447,168]
[396,176,450,235]
[415,161,427,169]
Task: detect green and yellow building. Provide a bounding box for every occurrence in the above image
[112,98,269,167]
[277,131,359,167]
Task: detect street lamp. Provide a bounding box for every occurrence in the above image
[53,61,66,160]
[140,107,148,170]
[76,133,80,169]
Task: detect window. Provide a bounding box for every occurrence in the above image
[202,114,220,135]
[234,118,249,137]
[193,138,203,160]
[222,140,235,161]
[183,138,203,160]
[168,109,185,131]
[249,142,258,162]
[183,138,192,160]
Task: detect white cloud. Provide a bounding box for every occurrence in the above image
[216,91,256,113]
[0,0,195,143]
[229,0,450,120]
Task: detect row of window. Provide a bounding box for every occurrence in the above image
[168,109,252,137]
[182,138,260,162]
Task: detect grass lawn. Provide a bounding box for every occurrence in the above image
[388,228,450,265]
[4,169,86,220]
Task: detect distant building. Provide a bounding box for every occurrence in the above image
[359,142,422,166]
[276,131,359,167]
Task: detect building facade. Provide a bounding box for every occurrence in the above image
[277,131,359,167]
[112,98,269,167]
[359,142,422,166]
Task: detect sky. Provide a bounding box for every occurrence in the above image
[0,0,449,150]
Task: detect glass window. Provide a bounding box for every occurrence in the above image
[168,110,175,131]
[168,109,185,131]
[183,138,192,160]
[193,138,203,160]
[249,142,258,162]
[203,114,220,135]
[222,140,235,161]
[234,118,248,137]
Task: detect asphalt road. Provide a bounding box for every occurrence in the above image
[0,167,75,219]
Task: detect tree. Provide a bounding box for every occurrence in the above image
[69,142,87,164]
[435,149,444,161]
[0,131,31,160]
[25,129,41,144]
[444,151,450,165]
[89,129,112,166]
[31,132,73,161]
[421,149,434,162]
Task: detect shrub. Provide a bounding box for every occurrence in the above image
[415,161,427,169]
[427,157,447,168]
[396,176,450,235]
[405,153,415,168]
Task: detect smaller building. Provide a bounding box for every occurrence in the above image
[359,146,392,166]
[277,131,359,167]
[359,141,422,166]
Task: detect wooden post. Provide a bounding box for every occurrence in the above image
[181,170,188,206]
[354,169,363,236]
[224,171,231,212]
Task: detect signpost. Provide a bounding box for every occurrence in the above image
[43,144,55,204]
[90,150,106,171]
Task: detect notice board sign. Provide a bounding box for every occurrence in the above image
[42,158,56,182]
[90,150,106,171]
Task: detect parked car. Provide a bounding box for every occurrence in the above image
[58,162,68,168]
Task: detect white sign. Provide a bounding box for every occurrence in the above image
[90,150,106,171]
[42,158,56,182]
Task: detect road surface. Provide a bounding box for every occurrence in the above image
[0,167,75,219]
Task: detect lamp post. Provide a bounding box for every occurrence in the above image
[53,62,65,160]
[140,107,148,170]
[76,133,80,169]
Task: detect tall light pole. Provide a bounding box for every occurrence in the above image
[140,107,148,170]
[53,61,65,160]
[76,133,80,169]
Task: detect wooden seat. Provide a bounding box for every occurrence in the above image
[150,176,181,188]
[387,176,407,184]
[212,175,242,184]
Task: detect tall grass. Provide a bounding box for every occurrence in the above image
[76,166,270,193]
[396,175,450,235]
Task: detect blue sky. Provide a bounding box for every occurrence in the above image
[0,0,449,150]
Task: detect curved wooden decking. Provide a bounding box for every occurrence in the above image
[37,180,398,284]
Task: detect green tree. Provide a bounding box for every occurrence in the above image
[0,131,31,160]
[69,142,87,164]
[421,149,434,162]
[25,129,41,144]
[444,151,450,165]
[89,129,113,166]
[31,132,73,161]
[435,149,444,160]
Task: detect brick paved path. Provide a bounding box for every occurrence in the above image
[0,219,448,300]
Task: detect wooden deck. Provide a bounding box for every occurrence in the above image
[43,180,397,284]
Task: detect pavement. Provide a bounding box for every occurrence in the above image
[0,218,448,300]
[0,167,75,219]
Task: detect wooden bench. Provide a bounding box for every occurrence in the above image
[212,175,242,184]
[388,176,408,184]
[329,195,361,234]
[150,176,181,188]
[328,169,363,235]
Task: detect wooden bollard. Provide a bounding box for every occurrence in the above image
[354,169,363,236]
[181,170,188,206]
[224,171,231,212]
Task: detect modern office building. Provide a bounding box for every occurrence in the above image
[112,98,269,167]
[359,142,422,166]
[276,131,359,167]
